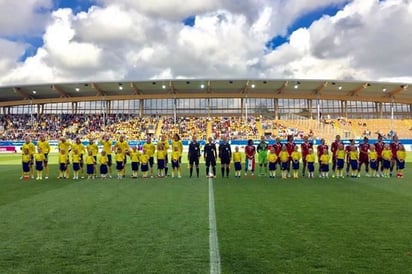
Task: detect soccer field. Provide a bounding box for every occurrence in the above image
[0,153,411,273]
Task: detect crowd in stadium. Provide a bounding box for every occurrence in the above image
[19,130,406,181]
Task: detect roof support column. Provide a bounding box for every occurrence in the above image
[342,100,348,119]
[307,99,312,119]
[139,99,144,118]
[274,98,279,120]
[240,98,244,121]
[105,100,111,115]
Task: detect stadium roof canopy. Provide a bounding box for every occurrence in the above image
[0,79,410,107]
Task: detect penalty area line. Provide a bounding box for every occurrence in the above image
[208,176,221,274]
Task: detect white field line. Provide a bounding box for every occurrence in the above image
[209,177,221,274]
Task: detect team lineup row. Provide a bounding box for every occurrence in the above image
[19,133,406,180]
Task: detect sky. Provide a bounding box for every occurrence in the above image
[0,0,411,86]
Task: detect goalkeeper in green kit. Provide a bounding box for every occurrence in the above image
[257,136,269,176]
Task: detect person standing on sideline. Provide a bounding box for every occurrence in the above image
[188,135,201,178]
[285,135,297,177]
[114,135,130,177]
[390,135,401,177]
[301,136,313,177]
[218,135,232,178]
[331,135,343,177]
[204,137,217,178]
[244,139,256,176]
[257,136,268,176]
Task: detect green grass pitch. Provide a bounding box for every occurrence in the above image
[0,153,411,273]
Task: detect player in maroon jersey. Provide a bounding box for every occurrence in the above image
[358,137,370,177]
[317,138,328,174]
[345,139,356,176]
[244,139,256,176]
[390,135,401,176]
[273,137,283,166]
[301,136,313,177]
[285,135,296,176]
[374,134,385,177]
[331,135,343,177]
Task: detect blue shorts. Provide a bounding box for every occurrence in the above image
[35,161,43,171]
[100,164,108,174]
[172,159,180,169]
[307,163,315,172]
[234,162,242,171]
[87,164,94,175]
[321,164,329,172]
[157,159,165,169]
[141,163,149,172]
[397,160,405,170]
[22,162,30,172]
[131,162,139,171]
[268,162,276,171]
[59,163,67,171]
[116,161,124,171]
[350,160,358,170]
[292,161,299,170]
[337,159,344,170]
[370,160,378,171]
[73,162,80,171]
[383,160,391,169]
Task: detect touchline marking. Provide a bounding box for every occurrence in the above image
[209,176,221,274]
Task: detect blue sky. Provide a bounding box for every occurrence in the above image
[1,0,411,85]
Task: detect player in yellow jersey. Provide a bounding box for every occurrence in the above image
[72,137,85,178]
[140,148,150,178]
[368,144,378,178]
[22,135,36,179]
[85,150,96,179]
[37,134,50,179]
[305,148,316,178]
[58,137,71,178]
[291,146,301,179]
[232,146,242,178]
[319,149,331,178]
[156,143,167,178]
[381,144,392,178]
[114,135,129,177]
[171,145,181,178]
[348,146,359,178]
[143,136,156,178]
[279,145,289,179]
[335,143,346,178]
[129,146,141,178]
[71,148,81,180]
[100,135,113,178]
[34,147,45,180]
[115,147,125,179]
[158,134,170,176]
[99,151,109,179]
[396,144,406,178]
[267,147,278,179]
[171,133,183,174]
[87,138,98,176]
[21,148,31,180]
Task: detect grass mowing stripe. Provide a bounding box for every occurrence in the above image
[209,177,221,274]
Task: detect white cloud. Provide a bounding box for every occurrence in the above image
[0,0,411,86]
[0,0,52,36]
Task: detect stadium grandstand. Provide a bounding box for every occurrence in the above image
[0,79,411,147]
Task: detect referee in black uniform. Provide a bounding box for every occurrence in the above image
[218,135,232,178]
[188,135,201,178]
[204,137,217,178]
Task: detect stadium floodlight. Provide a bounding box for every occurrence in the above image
[32,90,37,94]
[338,85,342,90]
[75,87,80,92]
[200,84,205,89]
[162,85,167,89]
[382,88,387,92]
[251,84,255,88]
[118,83,123,90]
